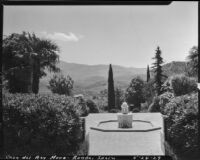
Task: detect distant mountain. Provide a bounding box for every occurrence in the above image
[39,60,187,95]
[39,61,146,95]
[57,61,146,81]
[162,61,187,76]
[150,61,187,78]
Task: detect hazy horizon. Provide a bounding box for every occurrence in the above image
[3,2,198,68]
[58,59,186,69]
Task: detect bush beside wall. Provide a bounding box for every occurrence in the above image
[160,93,198,158]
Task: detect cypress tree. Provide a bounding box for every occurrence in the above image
[108,64,115,110]
[152,46,166,95]
[32,56,40,94]
[147,65,150,82]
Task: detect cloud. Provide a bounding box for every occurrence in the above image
[40,32,83,42]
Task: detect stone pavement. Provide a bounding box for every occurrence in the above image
[85,113,165,155]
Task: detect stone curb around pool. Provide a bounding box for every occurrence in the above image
[90,119,162,132]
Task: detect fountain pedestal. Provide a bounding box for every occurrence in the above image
[118,102,133,128]
[117,113,133,128]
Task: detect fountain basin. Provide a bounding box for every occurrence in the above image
[90,120,161,132]
[85,113,165,155]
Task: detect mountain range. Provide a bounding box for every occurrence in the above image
[39,60,187,95]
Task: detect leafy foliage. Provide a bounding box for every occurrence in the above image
[29,34,60,94]
[74,97,99,116]
[143,79,156,105]
[86,99,99,113]
[3,32,60,94]
[132,108,140,113]
[148,96,160,112]
[125,77,145,111]
[170,75,197,96]
[3,93,82,155]
[109,109,121,113]
[159,91,174,108]
[74,98,89,117]
[115,87,124,110]
[108,64,115,111]
[186,46,198,77]
[3,32,33,93]
[48,74,74,95]
[160,93,198,158]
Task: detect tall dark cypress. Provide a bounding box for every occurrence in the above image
[32,56,40,94]
[152,46,166,95]
[147,65,150,82]
[108,64,115,110]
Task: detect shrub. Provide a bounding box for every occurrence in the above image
[140,102,149,113]
[115,87,124,110]
[170,75,197,96]
[132,108,140,113]
[48,74,74,95]
[74,98,89,117]
[125,77,145,111]
[143,79,156,105]
[86,99,99,113]
[109,109,120,113]
[161,93,198,158]
[74,98,99,116]
[161,78,173,93]
[148,96,160,112]
[159,91,174,109]
[96,93,108,112]
[3,93,82,155]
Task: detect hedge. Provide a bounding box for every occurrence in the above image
[3,93,82,156]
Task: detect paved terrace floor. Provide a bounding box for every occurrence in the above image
[85,113,165,155]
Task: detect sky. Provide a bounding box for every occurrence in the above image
[3,2,198,68]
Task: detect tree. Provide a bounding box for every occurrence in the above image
[115,87,124,110]
[48,74,74,95]
[125,77,145,111]
[3,32,33,93]
[186,46,198,77]
[27,33,60,94]
[148,96,160,112]
[147,65,150,82]
[143,79,156,105]
[2,32,60,93]
[151,46,166,95]
[108,64,115,111]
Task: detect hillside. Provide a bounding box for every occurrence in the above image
[39,61,146,95]
[150,61,187,78]
[162,61,187,76]
[39,61,187,95]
